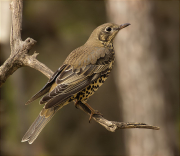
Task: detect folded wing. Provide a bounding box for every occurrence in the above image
[40,63,110,109]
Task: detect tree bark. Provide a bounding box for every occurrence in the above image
[106,1,179,155]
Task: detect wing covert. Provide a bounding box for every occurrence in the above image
[40,62,110,109]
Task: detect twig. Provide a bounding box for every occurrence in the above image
[75,101,160,131]
[1,0,160,131]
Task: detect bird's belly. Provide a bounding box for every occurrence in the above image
[67,73,110,104]
[82,76,108,101]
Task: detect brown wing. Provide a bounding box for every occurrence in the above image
[40,63,110,109]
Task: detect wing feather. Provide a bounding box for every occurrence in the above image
[44,78,91,108]
[25,65,67,105]
[40,62,110,109]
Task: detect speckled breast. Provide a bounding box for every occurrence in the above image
[76,74,108,102]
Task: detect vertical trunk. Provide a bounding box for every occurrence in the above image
[106,1,179,155]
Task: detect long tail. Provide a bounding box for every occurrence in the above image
[21,106,60,144]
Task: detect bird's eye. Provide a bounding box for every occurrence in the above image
[105,27,112,32]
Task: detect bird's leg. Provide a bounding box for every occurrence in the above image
[74,100,78,109]
[74,101,103,122]
[83,102,103,123]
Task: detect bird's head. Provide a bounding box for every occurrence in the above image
[86,23,130,46]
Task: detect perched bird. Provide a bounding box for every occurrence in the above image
[22,23,130,144]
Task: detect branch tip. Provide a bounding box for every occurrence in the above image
[32,52,39,58]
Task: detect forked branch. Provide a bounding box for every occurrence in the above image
[0,0,53,87]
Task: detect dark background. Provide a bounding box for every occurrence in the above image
[0,1,179,155]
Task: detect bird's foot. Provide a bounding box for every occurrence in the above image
[74,101,103,122]
[89,110,103,123]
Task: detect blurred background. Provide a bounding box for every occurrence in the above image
[0,1,179,155]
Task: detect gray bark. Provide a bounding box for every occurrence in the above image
[106,1,179,155]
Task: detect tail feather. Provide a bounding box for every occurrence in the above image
[22,107,58,144]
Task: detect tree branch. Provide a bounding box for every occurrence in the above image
[22,52,53,79]
[75,101,160,131]
[10,0,22,52]
[0,0,52,87]
[1,0,160,131]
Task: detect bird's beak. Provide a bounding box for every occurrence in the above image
[119,23,131,30]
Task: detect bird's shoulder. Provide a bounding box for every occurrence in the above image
[63,44,112,69]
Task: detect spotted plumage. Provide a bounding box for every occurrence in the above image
[22,23,130,144]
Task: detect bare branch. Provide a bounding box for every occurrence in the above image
[10,0,23,53]
[75,101,160,131]
[22,52,53,79]
[93,117,160,131]
[0,0,53,87]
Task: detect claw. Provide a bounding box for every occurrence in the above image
[89,114,93,123]
[88,110,103,123]
[75,101,103,122]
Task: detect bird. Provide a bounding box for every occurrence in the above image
[21,22,130,144]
